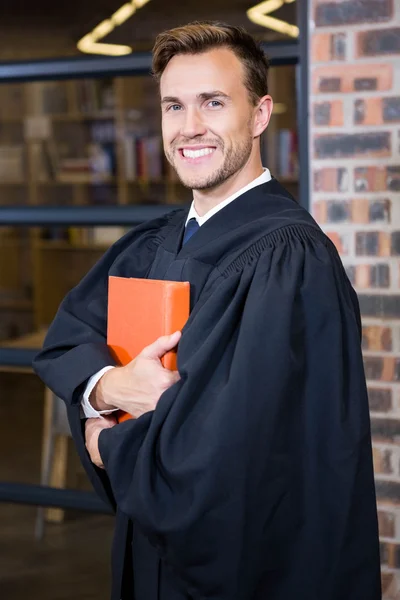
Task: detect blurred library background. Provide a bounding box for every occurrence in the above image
[0,69,298,341]
[0,2,302,598]
[1,0,399,599]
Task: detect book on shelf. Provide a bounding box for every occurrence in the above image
[76,79,115,114]
[124,134,163,181]
[277,129,299,180]
[0,145,26,182]
[87,227,128,246]
[38,226,124,247]
[65,226,128,246]
[262,128,299,181]
[0,84,25,120]
[30,81,68,115]
[30,140,58,182]
[31,138,116,183]
[26,80,115,117]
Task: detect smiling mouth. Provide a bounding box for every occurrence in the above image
[178,147,217,161]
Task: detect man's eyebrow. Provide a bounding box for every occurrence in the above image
[161,96,181,105]
[161,91,230,105]
[198,90,230,101]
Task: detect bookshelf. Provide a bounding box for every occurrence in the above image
[0,68,299,340]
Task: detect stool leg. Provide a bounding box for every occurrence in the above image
[45,434,68,523]
[35,387,56,540]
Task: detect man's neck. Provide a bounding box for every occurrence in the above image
[192,163,264,217]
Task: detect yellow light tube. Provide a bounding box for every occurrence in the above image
[112,2,136,26]
[78,41,133,56]
[92,19,115,41]
[77,33,94,47]
[247,10,299,37]
[247,0,299,39]
[253,0,283,13]
[77,0,152,56]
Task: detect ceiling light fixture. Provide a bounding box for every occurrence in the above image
[247,0,299,38]
[77,0,151,56]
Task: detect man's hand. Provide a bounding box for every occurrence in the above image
[85,416,117,468]
[91,331,182,418]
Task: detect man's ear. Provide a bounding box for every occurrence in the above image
[253,95,273,138]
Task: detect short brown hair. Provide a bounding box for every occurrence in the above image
[151,21,270,105]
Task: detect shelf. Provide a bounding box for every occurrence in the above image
[0,299,32,311]
[0,181,28,186]
[49,111,141,122]
[36,241,109,251]
[0,238,29,246]
[50,111,116,122]
[126,178,169,185]
[0,111,146,124]
[36,177,169,186]
[37,176,116,186]
[0,327,47,348]
[0,117,24,123]
[0,111,116,123]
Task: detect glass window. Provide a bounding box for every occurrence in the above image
[0,6,299,593]
[0,65,299,208]
[0,62,299,340]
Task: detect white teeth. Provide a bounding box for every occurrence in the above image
[182,147,215,159]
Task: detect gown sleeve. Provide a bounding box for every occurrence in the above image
[32,216,172,508]
[32,218,167,405]
[98,226,379,599]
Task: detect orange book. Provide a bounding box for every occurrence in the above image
[107,276,190,423]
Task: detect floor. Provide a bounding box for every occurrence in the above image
[0,372,114,600]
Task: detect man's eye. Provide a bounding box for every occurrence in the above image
[208,100,222,108]
[168,104,181,112]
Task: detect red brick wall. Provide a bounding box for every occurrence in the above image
[309,1,400,597]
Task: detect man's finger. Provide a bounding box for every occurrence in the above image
[141,331,182,361]
[171,370,181,383]
[101,415,118,427]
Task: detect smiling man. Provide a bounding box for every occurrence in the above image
[33,21,381,600]
[160,46,268,208]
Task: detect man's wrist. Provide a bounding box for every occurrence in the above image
[90,368,118,411]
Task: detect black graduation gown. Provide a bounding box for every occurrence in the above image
[32,179,381,600]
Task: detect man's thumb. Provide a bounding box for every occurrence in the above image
[141,331,182,361]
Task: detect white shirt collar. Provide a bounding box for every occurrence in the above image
[185,167,272,226]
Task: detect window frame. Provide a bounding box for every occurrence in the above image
[0,32,309,511]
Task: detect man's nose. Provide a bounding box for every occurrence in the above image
[180,107,207,139]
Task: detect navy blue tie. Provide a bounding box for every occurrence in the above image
[182,217,200,246]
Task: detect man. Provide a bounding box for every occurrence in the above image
[33,21,381,600]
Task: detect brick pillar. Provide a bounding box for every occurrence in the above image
[308,1,400,597]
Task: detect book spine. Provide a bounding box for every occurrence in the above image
[162,282,190,370]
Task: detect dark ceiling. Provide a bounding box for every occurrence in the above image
[103,0,298,48]
[1,0,298,58]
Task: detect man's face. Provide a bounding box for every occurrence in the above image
[160,48,258,190]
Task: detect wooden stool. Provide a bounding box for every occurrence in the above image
[35,387,71,540]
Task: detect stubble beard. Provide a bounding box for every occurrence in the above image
[166,133,254,191]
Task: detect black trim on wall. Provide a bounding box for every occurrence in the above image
[0,41,298,83]
[296,0,310,211]
[0,205,179,226]
[0,482,112,513]
[0,348,37,367]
